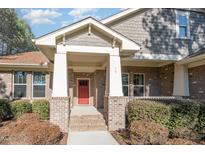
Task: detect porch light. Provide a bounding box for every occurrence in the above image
[63,34,66,46]
[88,24,92,35]
[112,37,116,48]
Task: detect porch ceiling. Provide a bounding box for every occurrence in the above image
[68,52,107,72]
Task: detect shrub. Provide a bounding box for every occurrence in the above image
[0,113,62,145]
[196,101,205,134]
[167,100,200,134]
[129,120,169,145]
[10,100,32,117]
[32,100,49,120]
[0,99,12,121]
[167,138,197,145]
[172,127,199,140]
[127,100,170,126]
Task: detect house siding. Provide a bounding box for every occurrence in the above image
[189,64,205,99]
[108,8,205,56]
[62,27,115,47]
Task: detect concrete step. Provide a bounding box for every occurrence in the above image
[70,126,107,131]
[69,114,107,131]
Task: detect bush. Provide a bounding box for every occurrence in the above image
[127,100,170,126]
[0,113,62,145]
[32,100,49,120]
[196,101,205,134]
[172,127,199,140]
[129,120,169,145]
[167,138,197,145]
[10,100,31,117]
[167,100,200,134]
[0,99,12,121]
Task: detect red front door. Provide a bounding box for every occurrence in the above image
[78,80,89,104]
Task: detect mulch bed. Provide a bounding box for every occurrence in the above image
[110,130,130,145]
[58,133,68,145]
[110,130,205,145]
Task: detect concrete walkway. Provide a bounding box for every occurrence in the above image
[68,131,119,145]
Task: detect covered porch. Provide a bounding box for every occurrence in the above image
[34,17,190,132]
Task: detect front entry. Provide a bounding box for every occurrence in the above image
[78,79,89,104]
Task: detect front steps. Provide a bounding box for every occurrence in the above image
[69,106,107,131]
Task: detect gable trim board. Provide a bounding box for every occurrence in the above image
[35,17,140,51]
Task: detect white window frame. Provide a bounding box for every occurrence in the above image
[122,73,129,96]
[13,71,27,98]
[32,72,46,99]
[175,10,190,39]
[133,73,145,97]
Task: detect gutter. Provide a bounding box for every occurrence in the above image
[176,53,205,64]
[0,62,49,68]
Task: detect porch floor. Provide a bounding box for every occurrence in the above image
[70,105,103,116]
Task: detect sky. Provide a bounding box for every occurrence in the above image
[16,8,124,38]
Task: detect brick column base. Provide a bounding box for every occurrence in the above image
[106,96,129,131]
[50,97,70,132]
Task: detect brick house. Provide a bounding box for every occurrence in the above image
[0,8,205,132]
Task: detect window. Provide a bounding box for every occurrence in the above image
[33,72,46,98]
[176,11,189,38]
[122,73,129,96]
[133,74,144,96]
[14,71,27,98]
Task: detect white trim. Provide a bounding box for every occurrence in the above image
[173,64,190,96]
[35,18,140,51]
[175,10,190,39]
[122,73,129,96]
[188,60,205,68]
[32,72,46,99]
[132,53,183,61]
[76,78,90,105]
[57,44,120,56]
[133,73,145,97]
[177,53,205,65]
[101,8,141,24]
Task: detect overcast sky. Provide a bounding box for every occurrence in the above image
[16,8,124,38]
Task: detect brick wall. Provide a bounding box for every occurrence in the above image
[122,66,161,96]
[94,70,106,108]
[189,65,205,99]
[106,96,129,131]
[0,71,12,98]
[50,97,70,132]
[159,64,174,96]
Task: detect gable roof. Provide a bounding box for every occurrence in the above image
[35,17,140,51]
[101,8,205,25]
[185,47,205,59]
[0,51,49,66]
[101,8,143,24]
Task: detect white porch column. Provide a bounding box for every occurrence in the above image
[52,53,68,97]
[108,51,123,96]
[173,64,190,97]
